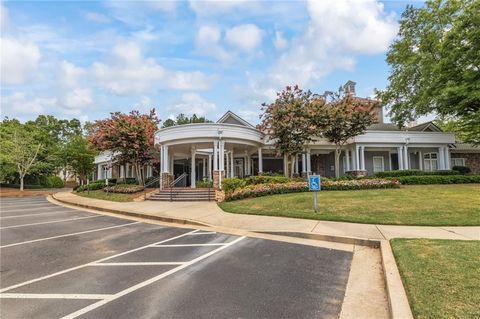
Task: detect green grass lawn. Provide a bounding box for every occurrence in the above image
[391,239,480,319]
[218,184,480,225]
[75,190,137,202]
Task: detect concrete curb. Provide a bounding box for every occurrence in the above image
[253,231,380,248]
[51,194,210,228]
[380,240,414,319]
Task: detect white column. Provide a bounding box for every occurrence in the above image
[306,149,311,173]
[213,141,218,171]
[355,146,361,171]
[419,151,423,170]
[301,153,306,173]
[202,158,206,179]
[283,153,289,177]
[247,155,251,175]
[444,147,450,169]
[345,150,351,171]
[163,145,169,173]
[403,145,409,170]
[169,155,174,175]
[208,154,212,181]
[230,150,234,177]
[120,165,125,178]
[360,146,365,171]
[438,147,445,170]
[191,149,196,188]
[295,154,299,174]
[159,146,163,175]
[219,141,225,171]
[397,146,403,170]
[226,152,230,177]
[258,147,263,174]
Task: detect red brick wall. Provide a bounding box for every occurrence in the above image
[451,153,480,174]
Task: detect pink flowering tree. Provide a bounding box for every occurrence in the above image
[88,109,160,185]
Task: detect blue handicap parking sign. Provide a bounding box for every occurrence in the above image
[308,175,321,191]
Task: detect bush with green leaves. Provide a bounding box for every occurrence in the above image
[222,177,247,192]
[452,166,471,175]
[244,175,290,185]
[45,176,64,188]
[0,183,44,189]
[76,181,105,192]
[375,169,459,178]
[197,179,213,188]
[395,175,480,185]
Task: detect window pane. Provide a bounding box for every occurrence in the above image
[431,153,437,159]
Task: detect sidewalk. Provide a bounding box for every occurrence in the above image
[53,191,479,241]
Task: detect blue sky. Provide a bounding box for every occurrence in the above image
[1,0,423,125]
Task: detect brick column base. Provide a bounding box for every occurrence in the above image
[213,170,225,190]
[161,172,173,189]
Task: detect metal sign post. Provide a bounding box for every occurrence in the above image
[308,175,321,212]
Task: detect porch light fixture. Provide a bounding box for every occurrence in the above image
[217,129,223,139]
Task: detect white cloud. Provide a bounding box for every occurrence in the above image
[249,0,398,100]
[84,12,110,23]
[225,24,263,53]
[59,61,86,88]
[273,31,288,50]
[195,25,231,62]
[2,92,56,115]
[61,88,93,109]
[0,37,41,85]
[168,93,216,116]
[93,41,211,95]
[189,0,257,17]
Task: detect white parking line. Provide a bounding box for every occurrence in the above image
[61,236,246,319]
[0,229,197,293]
[0,293,113,300]
[0,215,100,230]
[152,243,226,247]
[187,231,217,235]
[0,211,74,219]
[91,262,185,266]
[0,221,141,249]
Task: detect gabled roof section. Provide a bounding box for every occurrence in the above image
[408,121,443,132]
[217,110,255,128]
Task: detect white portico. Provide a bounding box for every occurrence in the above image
[155,111,264,189]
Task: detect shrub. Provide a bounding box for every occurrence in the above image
[225,178,401,201]
[396,175,480,185]
[197,179,213,188]
[123,178,138,184]
[45,176,64,188]
[375,169,459,178]
[0,183,44,189]
[103,184,145,193]
[244,175,290,185]
[452,166,471,175]
[223,177,246,192]
[76,181,105,192]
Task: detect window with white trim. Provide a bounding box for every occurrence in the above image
[423,152,438,171]
[451,158,465,167]
[373,156,385,172]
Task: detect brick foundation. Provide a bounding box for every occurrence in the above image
[213,170,225,190]
[160,173,173,190]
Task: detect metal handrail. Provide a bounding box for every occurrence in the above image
[170,173,187,201]
[144,176,160,200]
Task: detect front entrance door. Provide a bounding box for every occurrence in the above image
[234,159,244,178]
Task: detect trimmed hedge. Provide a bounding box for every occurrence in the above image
[375,169,459,177]
[76,182,105,192]
[396,175,480,185]
[103,184,145,193]
[225,179,400,201]
[452,166,471,174]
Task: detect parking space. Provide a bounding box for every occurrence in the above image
[1,196,353,319]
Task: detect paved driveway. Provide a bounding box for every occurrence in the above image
[0,196,353,319]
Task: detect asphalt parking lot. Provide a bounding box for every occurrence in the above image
[0,196,353,319]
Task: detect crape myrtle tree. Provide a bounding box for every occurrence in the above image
[260,85,325,177]
[88,109,160,186]
[320,93,376,178]
[377,0,480,144]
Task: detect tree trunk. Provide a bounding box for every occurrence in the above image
[335,146,341,178]
[20,175,24,191]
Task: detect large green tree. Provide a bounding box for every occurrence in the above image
[260,85,325,177]
[65,135,97,184]
[377,0,479,144]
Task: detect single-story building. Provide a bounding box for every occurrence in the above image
[94,83,480,189]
